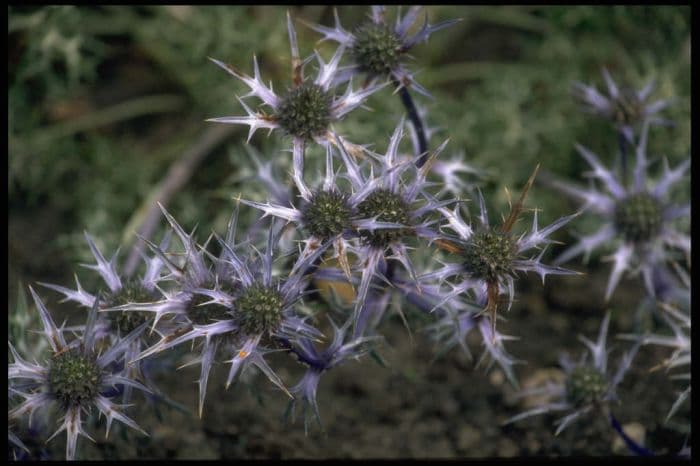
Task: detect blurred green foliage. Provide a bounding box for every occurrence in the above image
[8,5,690,316]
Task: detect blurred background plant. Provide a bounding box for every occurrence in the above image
[8,5,690,459]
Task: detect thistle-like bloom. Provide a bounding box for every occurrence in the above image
[207,12,386,181]
[132,212,331,417]
[550,122,690,301]
[430,167,579,334]
[39,231,172,404]
[284,315,380,433]
[504,312,641,435]
[305,6,459,97]
[573,68,673,143]
[334,120,450,334]
[8,288,150,460]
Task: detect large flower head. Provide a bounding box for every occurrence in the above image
[38,231,173,404]
[505,312,641,435]
[8,288,150,460]
[133,211,331,417]
[550,122,690,301]
[430,167,579,335]
[305,6,459,97]
[573,68,673,143]
[207,12,386,158]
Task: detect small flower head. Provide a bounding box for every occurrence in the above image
[356,187,412,248]
[612,192,663,243]
[573,68,673,143]
[460,229,517,283]
[432,166,579,334]
[208,11,387,149]
[504,312,641,435]
[351,21,403,75]
[133,212,331,417]
[48,349,103,410]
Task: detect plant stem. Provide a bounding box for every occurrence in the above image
[618,130,628,188]
[609,412,654,456]
[393,79,429,166]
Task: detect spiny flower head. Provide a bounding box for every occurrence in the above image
[133,211,331,418]
[305,6,460,97]
[550,122,690,301]
[573,68,673,143]
[504,312,641,435]
[431,166,579,335]
[332,119,451,334]
[37,231,175,405]
[8,288,150,460]
[39,231,171,339]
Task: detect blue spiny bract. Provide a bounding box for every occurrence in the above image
[357,188,412,248]
[301,189,353,240]
[9,289,149,460]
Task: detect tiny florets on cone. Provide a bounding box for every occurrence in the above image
[357,188,411,248]
[276,82,333,140]
[613,192,663,243]
[461,229,517,282]
[565,366,608,406]
[351,22,402,75]
[301,189,353,240]
[49,349,104,410]
[236,282,284,335]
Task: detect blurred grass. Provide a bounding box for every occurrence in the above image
[8,5,690,322]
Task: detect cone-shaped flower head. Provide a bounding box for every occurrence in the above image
[207,11,387,164]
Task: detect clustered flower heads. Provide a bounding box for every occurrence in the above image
[9,7,690,460]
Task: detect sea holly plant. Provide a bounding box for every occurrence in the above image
[38,231,175,405]
[130,206,332,417]
[8,288,150,460]
[207,11,387,196]
[548,121,690,301]
[504,312,642,438]
[9,5,690,460]
[429,165,580,336]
